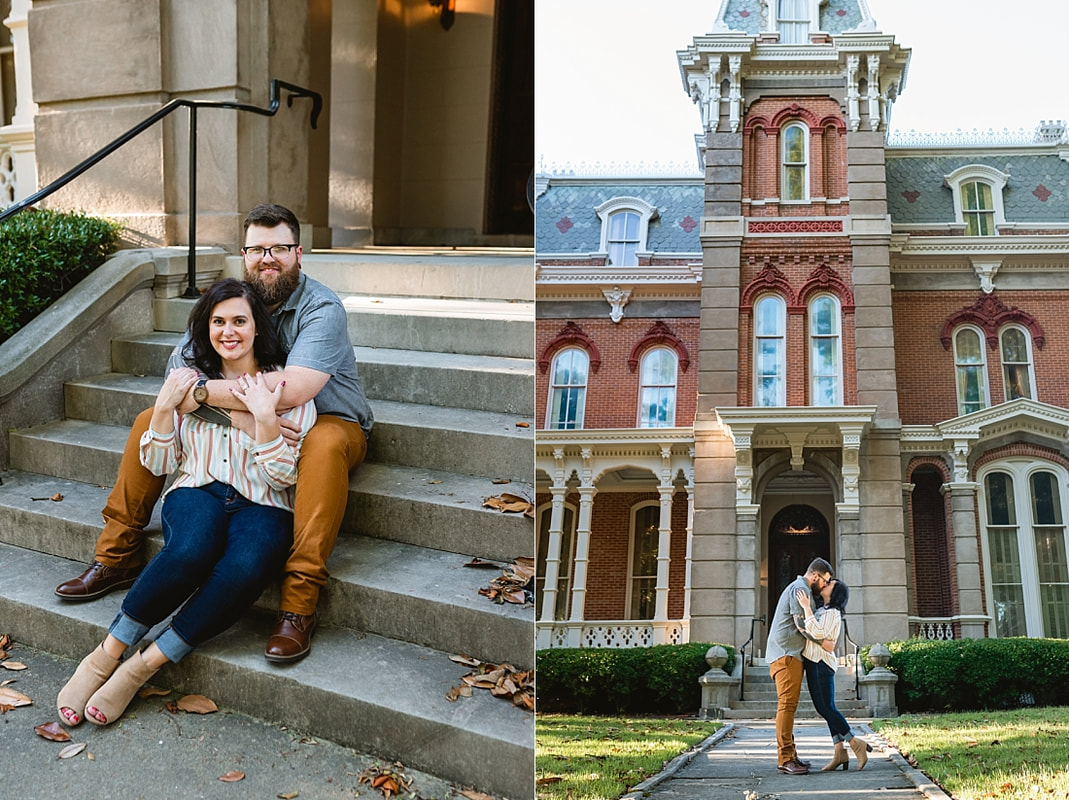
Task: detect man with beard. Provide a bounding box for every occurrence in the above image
[55,203,374,664]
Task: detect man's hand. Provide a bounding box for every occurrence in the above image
[230,408,302,447]
[278,416,302,448]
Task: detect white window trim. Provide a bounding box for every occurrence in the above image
[999,324,1037,403]
[771,0,826,40]
[594,196,659,261]
[754,294,787,407]
[637,347,679,428]
[943,164,1010,235]
[626,501,661,621]
[808,293,843,406]
[781,122,810,203]
[952,325,990,416]
[545,347,588,430]
[978,460,1069,638]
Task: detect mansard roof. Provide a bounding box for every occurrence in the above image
[886,152,1069,225]
[714,0,872,36]
[535,180,703,256]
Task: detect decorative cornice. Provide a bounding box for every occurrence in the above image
[627,321,691,374]
[795,263,855,312]
[889,234,1069,257]
[535,264,703,285]
[538,321,602,375]
[939,293,1045,352]
[741,262,795,310]
[748,218,845,234]
[900,399,1069,453]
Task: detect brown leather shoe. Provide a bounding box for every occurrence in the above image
[54,562,141,601]
[264,611,318,663]
[777,759,810,775]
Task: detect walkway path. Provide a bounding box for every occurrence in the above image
[626,720,950,800]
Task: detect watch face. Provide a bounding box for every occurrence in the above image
[193,385,209,403]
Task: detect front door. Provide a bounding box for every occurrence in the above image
[767,504,831,616]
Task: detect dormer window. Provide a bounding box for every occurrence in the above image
[594,196,658,266]
[944,165,1010,236]
[777,0,810,43]
[782,123,809,202]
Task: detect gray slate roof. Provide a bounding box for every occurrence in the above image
[719,0,865,35]
[536,182,703,255]
[886,154,1069,224]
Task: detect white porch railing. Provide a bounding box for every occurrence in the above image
[538,619,688,649]
[910,617,956,640]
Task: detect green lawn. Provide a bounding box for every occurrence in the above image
[872,707,1069,800]
[535,715,721,800]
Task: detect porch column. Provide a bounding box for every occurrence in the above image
[683,447,695,621]
[2,0,37,203]
[539,485,566,623]
[946,438,986,638]
[566,450,595,646]
[654,447,674,625]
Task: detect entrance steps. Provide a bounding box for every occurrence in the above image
[0,248,535,799]
[724,663,872,720]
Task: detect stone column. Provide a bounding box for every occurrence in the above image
[567,452,596,646]
[655,484,673,622]
[683,449,695,621]
[945,479,986,638]
[539,486,566,623]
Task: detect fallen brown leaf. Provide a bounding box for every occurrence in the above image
[0,650,7,659]
[461,791,495,800]
[34,722,71,742]
[358,763,413,799]
[52,493,64,501]
[446,684,473,702]
[482,493,533,514]
[0,686,31,707]
[177,694,218,714]
[462,558,501,569]
[449,654,482,666]
[0,634,10,649]
[515,421,530,428]
[58,742,87,759]
[1,661,27,671]
[219,770,245,783]
[536,777,563,786]
[491,477,511,484]
[137,686,171,698]
[277,792,300,799]
[428,479,442,484]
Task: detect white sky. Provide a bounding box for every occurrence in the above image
[535,0,1069,170]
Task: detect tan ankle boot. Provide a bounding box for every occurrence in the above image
[85,650,161,726]
[57,644,120,726]
[822,742,849,771]
[849,736,870,770]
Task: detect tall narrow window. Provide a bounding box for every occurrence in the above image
[953,327,987,415]
[777,0,809,43]
[1031,472,1069,639]
[962,181,995,236]
[985,471,1027,637]
[1000,326,1034,401]
[638,348,677,428]
[755,295,786,407]
[629,504,659,620]
[535,504,576,621]
[547,349,588,429]
[809,294,842,406]
[607,210,640,266]
[782,123,808,201]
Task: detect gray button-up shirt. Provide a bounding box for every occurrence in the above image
[765,575,814,664]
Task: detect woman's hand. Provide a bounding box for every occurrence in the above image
[231,372,283,424]
[795,588,812,613]
[156,367,199,413]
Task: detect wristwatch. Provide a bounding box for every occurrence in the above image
[192,378,209,405]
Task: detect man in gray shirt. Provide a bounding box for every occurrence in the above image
[766,557,833,775]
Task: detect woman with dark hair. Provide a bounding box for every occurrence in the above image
[56,278,315,727]
[796,578,872,770]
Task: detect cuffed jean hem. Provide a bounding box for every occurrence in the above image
[109,611,150,648]
[832,731,855,744]
[154,627,193,663]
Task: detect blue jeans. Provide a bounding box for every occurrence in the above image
[109,482,292,663]
[804,657,854,743]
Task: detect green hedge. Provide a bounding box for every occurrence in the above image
[865,638,1069,712]
[536,642,734,715]
[0,208,123,343]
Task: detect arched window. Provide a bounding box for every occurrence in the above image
[535,502,576,621]
[953,327,988,415]
[982,464,1069,639]
[607,210,640,266]
[628,503,659,620]
[781,123,808,202]
[808,294,842,406]
[1000,326,1035,401]
[546,348,588,429]
[944,164,1010,236]
[755,295,787,406]
[638,348,677,428]
[777,0,810,43]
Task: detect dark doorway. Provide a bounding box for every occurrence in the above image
[484,0,533,236]
[768,504,831,615]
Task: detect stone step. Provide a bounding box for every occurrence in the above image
[354,346,533,415]
[301,250,534,303]
[722,701,873,720]
[34,394,532,483]
[341,295,534,359]
[0,469,532,667]
[0,541,532,799]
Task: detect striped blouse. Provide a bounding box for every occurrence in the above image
[139,399,316,511]
[802,606,842,672]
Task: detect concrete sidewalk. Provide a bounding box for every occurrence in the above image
[626,719,950,800]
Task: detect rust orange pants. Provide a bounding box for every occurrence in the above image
[769,654,804,765]
[96,407,367,616]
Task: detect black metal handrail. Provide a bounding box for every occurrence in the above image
[841,615,861,699]
[0,79,323,297]
[737,614,765,701]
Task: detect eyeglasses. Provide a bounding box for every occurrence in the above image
[816,574,832,589]
[241,244,298,260]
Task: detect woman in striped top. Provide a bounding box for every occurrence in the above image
[796,578,871,771]
[58,278,315,727]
